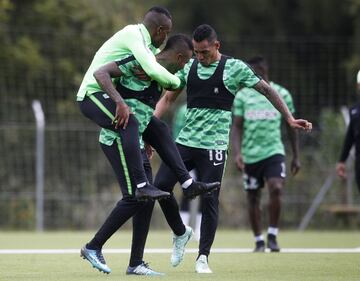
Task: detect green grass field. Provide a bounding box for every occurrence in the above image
[1,230,359,281]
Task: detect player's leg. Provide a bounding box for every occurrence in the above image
[154,145,194,267]
[81,142,149,274]
[127,151,163,276]
[355,160,360,193]
[264,154,286,252]
[246,189,264,251]
[143,116,220,198]
[243,160,266,252]
[78,93,169,200]
[194,148,227,274]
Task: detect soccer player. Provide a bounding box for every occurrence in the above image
[77,6,178,200]
[231,56,300,252]
[154,24,312,273]
[80,34,219,276]
[336,69,360,192]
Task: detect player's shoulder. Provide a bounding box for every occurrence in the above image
[224,56,245,66]
[115,24,140,38]
[270,81,291,96]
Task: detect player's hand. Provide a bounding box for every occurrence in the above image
[287,118,312,131]
[132,66,151,81]
[113,101,131,129]
[144,142,155,160]
[336,162,347,179]
[234,154,245,171]
[291,157,301,176]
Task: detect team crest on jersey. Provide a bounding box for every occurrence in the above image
[214,87,219,94]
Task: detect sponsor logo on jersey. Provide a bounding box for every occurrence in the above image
[245,110,278,120]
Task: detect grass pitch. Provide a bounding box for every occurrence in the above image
[0,230,359,281]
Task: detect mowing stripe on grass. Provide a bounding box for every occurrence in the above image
[1,248,360,254]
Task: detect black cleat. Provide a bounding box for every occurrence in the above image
[253,240,265,252]
[183,181,220,199]
[267,234,280,252]
[135,184,170,201]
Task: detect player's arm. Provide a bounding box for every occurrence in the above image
[93,62,131,129]
[231,116,245,171]
[336,116,355,179]
[253,80,312,131]
[286,122,300,175]
[154,88,183,118]
[126,31,180,90]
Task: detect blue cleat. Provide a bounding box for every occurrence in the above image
[126,262,164,276]
[80,246,111,274]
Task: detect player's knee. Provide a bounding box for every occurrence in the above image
[247,190,260,205]
[269,184,282,198]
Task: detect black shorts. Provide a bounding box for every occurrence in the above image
[243,154,285,190]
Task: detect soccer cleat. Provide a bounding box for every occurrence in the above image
[80,246,111,274]
[126,262,164,276]
[171,225,194,267]
[254,240,265,252]
[135,184,170,201]
[267,234,280,252]
[195,254,212,273]
[183,181,220,199]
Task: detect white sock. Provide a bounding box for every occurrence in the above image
[137,182,147,188]
[180,211,190,225]
[182,179,193,189]
[255,234,264,242]
[268,227,279,236]
[194,213,202,241]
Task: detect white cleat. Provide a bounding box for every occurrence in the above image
[195,254,213,274]
[171,225,193,267]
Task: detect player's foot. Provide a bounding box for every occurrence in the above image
[183,181,220,199]
[267,234,280,252]
[195,254,212,273]
[126,262,164,276]
[135,184,170,201]
[80,246,111,274]
[171,225,193,267]
[253,240,265,252]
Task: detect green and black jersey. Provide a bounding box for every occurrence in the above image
[175,57,260,150]
[233,81,295,164]
[98,56,163,148]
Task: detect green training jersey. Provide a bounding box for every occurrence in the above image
[76,23,179,101]
[233,81,295,164]
[175,57,260,150]
[99,56,161,148]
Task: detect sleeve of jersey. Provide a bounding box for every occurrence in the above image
[233,91,244,116]
[283,89,295,114]
[236,60,261,88]
[124,30,181,89]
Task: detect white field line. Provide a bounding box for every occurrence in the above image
[0,248,360,254]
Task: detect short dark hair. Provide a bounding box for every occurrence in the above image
[163,34,194,52]
[192,24,217,43]
[246,56,268,77]
[246,56,267,66]
[147,6,172,20]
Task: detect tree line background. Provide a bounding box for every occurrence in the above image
[0,0,360,230]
